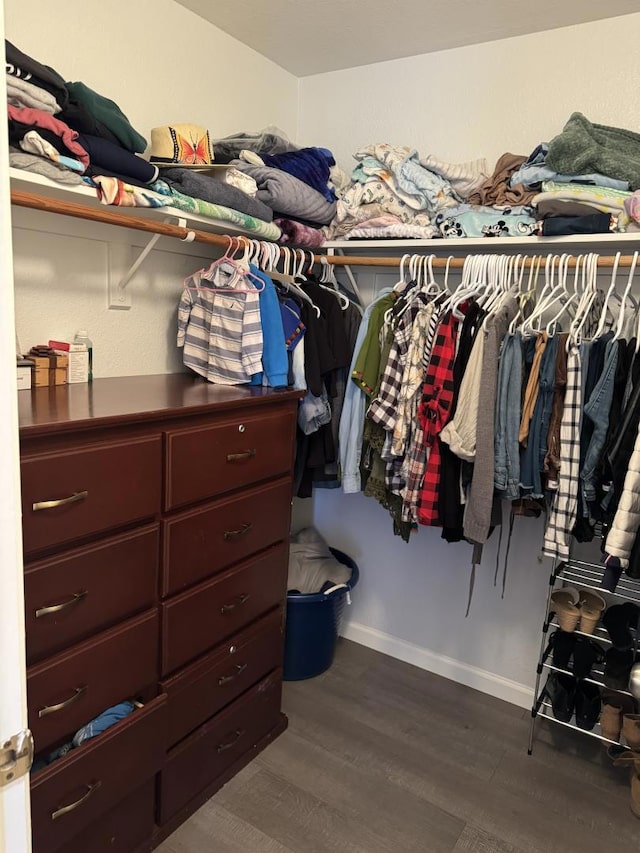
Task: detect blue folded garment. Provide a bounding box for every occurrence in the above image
[261,147,336,202]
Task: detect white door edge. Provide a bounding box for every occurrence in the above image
[0,2,32,850]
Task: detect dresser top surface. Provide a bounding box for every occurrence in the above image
[19,374,301,437]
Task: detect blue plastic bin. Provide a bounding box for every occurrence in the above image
[283,547,359,681]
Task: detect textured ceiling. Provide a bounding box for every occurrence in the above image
[174,0,640,76]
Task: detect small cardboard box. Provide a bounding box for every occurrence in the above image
[49,340,89,384]
[16,358,33,390]
[30,353,68,387]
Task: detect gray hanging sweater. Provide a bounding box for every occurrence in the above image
[464,296,519,545]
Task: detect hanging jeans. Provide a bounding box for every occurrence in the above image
[581,338,619,506]
[520,335,558,499]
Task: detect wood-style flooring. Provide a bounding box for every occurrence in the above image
[157,640,637,853]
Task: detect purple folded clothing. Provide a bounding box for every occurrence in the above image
[276,217,325,247]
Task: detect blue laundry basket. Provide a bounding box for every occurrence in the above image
[283,547,359,681]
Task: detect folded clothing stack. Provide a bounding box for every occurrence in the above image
[513,115,639,235]
[327,143,540,240]
[6,38,154,188]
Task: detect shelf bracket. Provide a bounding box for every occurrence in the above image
[329,247,364,307]
[108,217,193,310]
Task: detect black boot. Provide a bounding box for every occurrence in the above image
[572,637,605,679]
[604,647,635,691]
[602,603,640,650]
[575,681,602,731]
[543,673,576,722]
[549,630,576,670]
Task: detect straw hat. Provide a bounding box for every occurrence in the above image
[149,124,228,172]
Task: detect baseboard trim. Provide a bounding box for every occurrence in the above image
[341,621,534,710]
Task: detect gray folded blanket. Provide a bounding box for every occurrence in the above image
[161,167,273,222]
[547,112,640,191]
[232,161,337,225]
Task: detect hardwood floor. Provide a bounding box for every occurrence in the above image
[157,640,637,853]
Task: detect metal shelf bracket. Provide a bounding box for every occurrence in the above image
[108,217,195,310]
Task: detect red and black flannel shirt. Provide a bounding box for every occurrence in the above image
[417,312,458,525]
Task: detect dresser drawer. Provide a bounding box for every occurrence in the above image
[163,478,291,595]
[28,611,159,755]
[56,780,155,853]
[21,437,162,556]
[161,543,287,674]
[158,672,282,824]
[162,609,283,746]
[25,525,159,665]
[164,408,296,510]
[31,696,166,853]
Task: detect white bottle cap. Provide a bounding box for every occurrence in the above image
[76,330,88,338]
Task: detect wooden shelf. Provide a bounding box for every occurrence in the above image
[9,168,277,240]
[324,232,640,251]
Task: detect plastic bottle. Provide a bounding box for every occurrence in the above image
[74,330,93,382]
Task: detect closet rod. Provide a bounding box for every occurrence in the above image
[11,189,640,269]
[322,253,640,269]
[11,189,234,248]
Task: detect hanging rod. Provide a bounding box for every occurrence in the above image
[10,189,640,269]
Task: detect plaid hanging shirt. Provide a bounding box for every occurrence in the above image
[543,342,582,560]
[417,312,459,526]
[401,307,442,521]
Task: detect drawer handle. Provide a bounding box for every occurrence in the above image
[218,663,248,686]
[226,449,256,463]
[216,729,245,753]
[35,591,88,619]
[38,685,87,719]
[220,594,250,614]
[52,781,101,821]
[223,523,252,541]
[32,491,88,513]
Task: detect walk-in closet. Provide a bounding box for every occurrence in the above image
[3,3,640,852]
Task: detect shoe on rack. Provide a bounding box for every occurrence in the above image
[575,681,602,731]
[602,603,640,650]
[611,747,640,774]
[549,629,576,670]
[573,637,605,679]
[550,588,581,632]
[623,715,640,751]
[604,648,634,691]
[600,700,624,743]
[601,558,624,593]
[543,672,577,723]
[578,589,607,634]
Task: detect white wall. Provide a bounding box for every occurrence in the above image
[298,14,640,174]
[298,14,640,707]
[6,0,299,376]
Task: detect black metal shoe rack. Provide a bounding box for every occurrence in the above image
[528,553,640,754]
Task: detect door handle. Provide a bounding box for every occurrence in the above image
[218,663,248,686]
[220,594,250,615]
[223,523,252,541]
[226,449,256,462]
[52,781,101,821]
[35,591,88,619]
[33,491,88,512]
[216,729,245,753]
[38,686,87,719]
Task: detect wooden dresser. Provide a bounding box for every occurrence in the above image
[18,374,300,853]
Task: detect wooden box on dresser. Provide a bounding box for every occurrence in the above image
[19,374,301,853]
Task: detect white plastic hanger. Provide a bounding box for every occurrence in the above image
[613,250,638,340]
[593,251,622,340]
[571,253,600,345]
